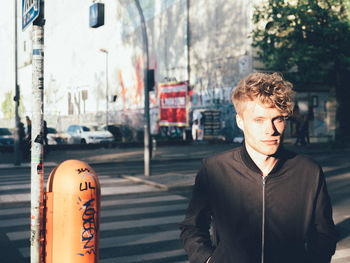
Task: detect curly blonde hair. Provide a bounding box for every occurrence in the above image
[232,72,295,116]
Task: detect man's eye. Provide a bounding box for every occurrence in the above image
[274,117,285,123]
[255,119,263,123]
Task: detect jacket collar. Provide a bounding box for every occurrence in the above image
[240,142,286,176]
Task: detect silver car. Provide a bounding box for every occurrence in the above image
[66,124,114,144]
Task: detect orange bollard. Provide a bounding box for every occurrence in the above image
[45,160,101,263]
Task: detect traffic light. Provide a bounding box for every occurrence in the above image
[147,69,155,91]
[89,3,104,28]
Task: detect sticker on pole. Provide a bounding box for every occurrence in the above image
[22,0,40,31]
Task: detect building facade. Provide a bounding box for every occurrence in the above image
[12,0,334,141]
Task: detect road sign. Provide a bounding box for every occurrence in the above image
[22,0,40,31]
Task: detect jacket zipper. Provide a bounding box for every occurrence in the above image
[261,176,267,263]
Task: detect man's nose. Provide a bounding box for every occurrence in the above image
[264,121,276,135]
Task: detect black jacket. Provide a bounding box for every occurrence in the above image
[179,145,338,263]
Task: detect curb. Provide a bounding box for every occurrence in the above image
[121,175,169,190]
[0,162,59,170]
[121,175,195,191]
[0,157,204,170]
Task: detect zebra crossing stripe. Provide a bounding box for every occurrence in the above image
[17,230,183,258]
[102,203,187,217]
[0,195,186,216]
[332,248,350,259]
[99,178,131,184]
[0,206,30,216]
[1,203,187,228]
[0,193,30,203]
[99,249,187,263]
[0,178,132,190]
[7,214,185,240]
[101,215,184,231]
[6,230,27,241]
[0,184,30,191]
[102,185,160,195]
[0,184,161,204]
[102,194,186,207]
[100,230,180,248]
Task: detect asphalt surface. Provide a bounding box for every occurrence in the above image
[1,141,350,262]
[1,141,349,190]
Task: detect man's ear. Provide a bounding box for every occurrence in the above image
[236,114,244,131]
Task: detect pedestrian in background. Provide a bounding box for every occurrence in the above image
[179,72,337,263]
[301,114,310,145]
[25,116,31,141]
[192,119,199,141]
[19,121,26,160]
[292,103,302,146]
[24,116,32,160]
[43,120,48,146]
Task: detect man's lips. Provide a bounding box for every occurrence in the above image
[261,139,279,145]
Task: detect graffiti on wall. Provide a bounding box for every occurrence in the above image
[116,53,158,128]
[189,85,234,108]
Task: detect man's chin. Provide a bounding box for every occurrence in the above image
[264,144,281,156]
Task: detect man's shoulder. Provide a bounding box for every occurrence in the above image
[283,149,321,171]
[203,146,242,165]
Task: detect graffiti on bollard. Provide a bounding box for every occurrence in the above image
[45,160,101,263]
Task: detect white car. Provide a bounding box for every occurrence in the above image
[47,127,66,145]
[66,124,114,144]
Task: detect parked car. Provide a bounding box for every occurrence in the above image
[0,128,14,148]
[47,127,66,145]
[66,124,114,144]
[101,124,143,143]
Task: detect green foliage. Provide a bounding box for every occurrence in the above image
[1,91,14,120]
[1,90,26,120]
[252,0,350,84]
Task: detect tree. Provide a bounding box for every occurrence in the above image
[252,0,350,141]
[1,90,25,121]
[1,91,14,120]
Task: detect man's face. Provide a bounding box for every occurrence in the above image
[236,100,286,156]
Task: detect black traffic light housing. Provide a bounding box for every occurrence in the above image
[147,69,155,91]
[90,3,105,28]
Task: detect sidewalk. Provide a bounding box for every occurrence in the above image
[1,141,349,191]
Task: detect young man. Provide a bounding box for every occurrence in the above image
[179,72,338,263]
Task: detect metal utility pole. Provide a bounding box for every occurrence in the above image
[30,0,45,262]
[14,0,21,165]
[100,48,109,128]
[134,0,151,176]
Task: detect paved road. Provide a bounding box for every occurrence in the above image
[0,143,349,262]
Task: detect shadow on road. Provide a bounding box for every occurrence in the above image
[325,166,350,178]
[325,165,350,207]
[0,230,27,263]
[336,217,350,242]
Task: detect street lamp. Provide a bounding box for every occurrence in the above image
[100,48,109,129]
